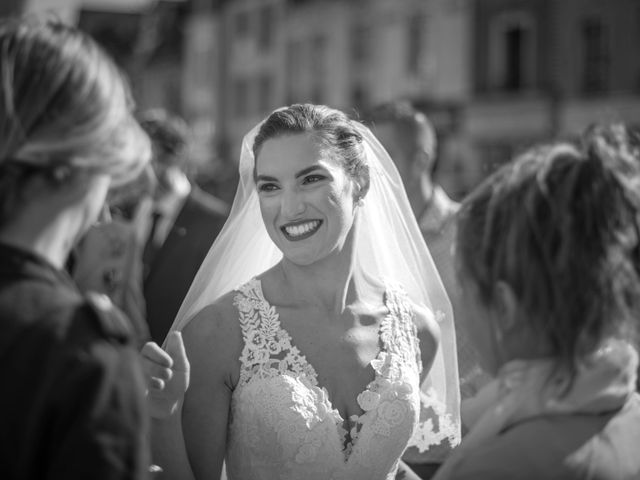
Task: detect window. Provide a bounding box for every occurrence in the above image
[235,10,250,39]
[285,40,303,103]
[311,35,326,76]
[350,24,371,65]
[257,5,275,51]
[488,12,536,92]
[637,6,640,91]
[233,77,249,117]
[0,0,23,17]
[310,35,326,103]
[582,16,609,94]
[257,74,273,113]
[407,15,427,74]
[503,26,525,89]
[351,83,369,110]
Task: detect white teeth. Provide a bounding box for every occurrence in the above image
[284,220,320,237]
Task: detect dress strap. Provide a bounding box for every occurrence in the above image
[233,278,277,384]
[232,278,317,386]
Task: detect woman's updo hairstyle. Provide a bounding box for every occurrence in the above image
[456,123,640,379]
[0,17,150,225]
[252,104,370,200]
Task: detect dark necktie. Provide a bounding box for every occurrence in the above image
[143,210,163,270]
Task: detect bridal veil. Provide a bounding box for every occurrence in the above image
[166,107,461,457]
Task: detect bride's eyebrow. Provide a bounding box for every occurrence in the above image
[255,174,278,182]
[255,165,326,183]
[294,165,325,178]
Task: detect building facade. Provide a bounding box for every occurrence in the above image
[4,0,639,198]
[462,0,640,192]
[201,0,472,185]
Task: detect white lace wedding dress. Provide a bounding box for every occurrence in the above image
[224,278,425,480]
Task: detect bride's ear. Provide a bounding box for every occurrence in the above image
[352,175,369,205]
[352,185,365,207]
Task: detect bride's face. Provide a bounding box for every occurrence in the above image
[255,132,358,266]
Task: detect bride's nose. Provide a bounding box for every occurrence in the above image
[280,187,306,218]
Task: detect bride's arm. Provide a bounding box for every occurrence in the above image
[413,303,440,382]
[152,295,242,479]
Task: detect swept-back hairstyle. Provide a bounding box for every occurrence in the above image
[457,124,640,379]
[253,104,370,199]
[0,17,150,225]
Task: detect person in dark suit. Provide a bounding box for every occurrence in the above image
[0,18,151,479]
[139,111,229,344]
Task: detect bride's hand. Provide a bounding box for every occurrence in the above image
[141,332,190,419]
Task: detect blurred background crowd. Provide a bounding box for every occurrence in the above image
[3,0,639,204]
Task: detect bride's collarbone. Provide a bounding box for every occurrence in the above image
[276,298,387,327]
[261,290,390,414]
[276,305,382,352]
[279,309,381,386]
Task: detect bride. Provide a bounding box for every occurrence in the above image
[151,104,460,479]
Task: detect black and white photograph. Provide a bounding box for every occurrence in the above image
[1,0,639,479]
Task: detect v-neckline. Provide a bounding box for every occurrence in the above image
[252,278,392,452]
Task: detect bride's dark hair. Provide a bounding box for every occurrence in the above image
[456,123,640,382]
[253,104,370,200]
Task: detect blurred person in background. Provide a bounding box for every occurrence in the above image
[365,101,490,478]
[0,17,152,479]
[434,124,640,480]
[70,164,157,346]
[139,110,229,344]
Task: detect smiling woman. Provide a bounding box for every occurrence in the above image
[151,104,460,480]
[255,133,358,266]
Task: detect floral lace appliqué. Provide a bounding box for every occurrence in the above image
[226,278,442,480]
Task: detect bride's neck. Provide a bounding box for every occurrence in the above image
[278,221,375,315]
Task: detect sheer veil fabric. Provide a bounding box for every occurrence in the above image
[164,111,461,472]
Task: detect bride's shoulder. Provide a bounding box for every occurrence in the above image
[188,290,240,327]
[181,291,243,360]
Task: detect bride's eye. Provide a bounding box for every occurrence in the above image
[258,182,279,192]
[303,174,326,185]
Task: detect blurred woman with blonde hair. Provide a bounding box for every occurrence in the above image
[0,17,153,479]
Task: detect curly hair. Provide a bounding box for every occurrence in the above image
[456,124,640,382]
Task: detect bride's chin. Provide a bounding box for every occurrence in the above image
[281,255,318,268]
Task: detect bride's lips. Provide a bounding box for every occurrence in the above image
[280,220,323,241]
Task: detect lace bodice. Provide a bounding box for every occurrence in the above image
[225,278,422,480]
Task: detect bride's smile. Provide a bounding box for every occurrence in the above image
[281,219,323,241]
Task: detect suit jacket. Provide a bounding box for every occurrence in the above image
[144,187,228,343]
